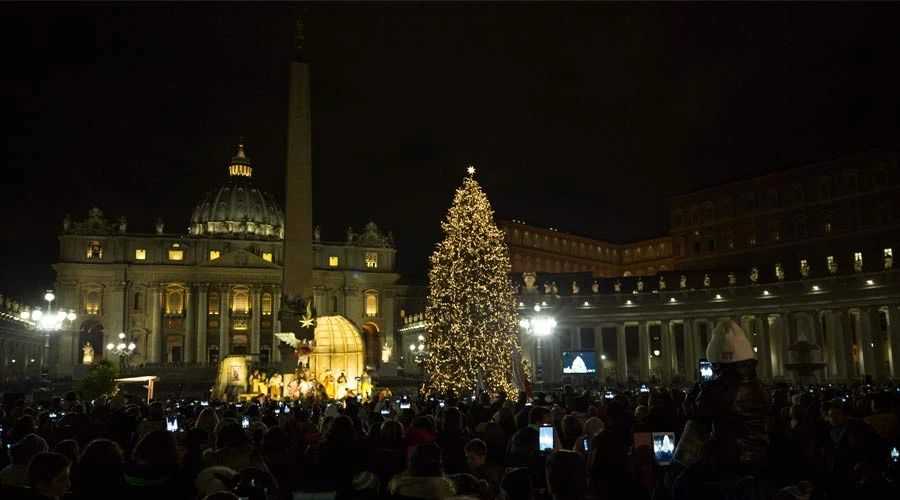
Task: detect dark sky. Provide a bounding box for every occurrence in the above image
[2,2,899,304]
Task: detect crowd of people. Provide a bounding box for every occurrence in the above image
[0,321,899,500]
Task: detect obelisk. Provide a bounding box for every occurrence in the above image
[280,17,315,343]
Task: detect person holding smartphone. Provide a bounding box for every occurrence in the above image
[671,320,772,499]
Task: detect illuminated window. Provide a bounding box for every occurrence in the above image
[86,241,103,259]
[166,291,183,315]
[85,290,101,315]
[366,252,378,269]
[365,291,378,317]
[232,289,249,314]
[168,246,184,261]
[135,249,146,260]
[208,292,220,315]
[262,252,273,262]
[328,256,339,267]
[209,250,220,260]
[261,293,273,315]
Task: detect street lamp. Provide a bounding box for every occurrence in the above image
[519,305,556,386]
[106,332,137,370]
[20,290,77,376]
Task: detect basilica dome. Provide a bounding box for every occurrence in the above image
[189,143,285,240]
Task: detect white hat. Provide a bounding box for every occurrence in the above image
[706,320,754,363]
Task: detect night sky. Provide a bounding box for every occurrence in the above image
[2,2,899,304]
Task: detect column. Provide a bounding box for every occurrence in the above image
[219,285,230,356]
[660,321,672,383]
[616,323,627,383]
[638,321,650,382]
[595,324,605,380]
[272,286,282,362]
[149,284,162,363]
[756,315,772,380]
[184,286,194,363]
[769,315,783,377]
[196,284,208,364]
[683,320,696,381]
[251,286,262,355]
[888,305,900,379]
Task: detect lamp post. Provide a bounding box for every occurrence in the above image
[519,304,556,388]
[20,290,77,376]
[106,332,137,371]
[409,334,426,383]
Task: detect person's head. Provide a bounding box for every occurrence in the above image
[27,452,70,499]
[52,439,80,465]
[546,450,588,500]
[706,321,754,371]
[380,419,405,440]
[409,442,443,477]
[583,417,605,438]
[10,434,49,466]
[529,406,553,426]
[133,430,177,467]
[499,467,534,500]
[215,421,248,449]
[464,438,487,470]
[827,404,848,430]
[195,408,220,435]
[560,415,583,439]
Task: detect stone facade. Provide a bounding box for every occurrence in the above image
[50,211,400,379]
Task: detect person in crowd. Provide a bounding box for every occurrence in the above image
[464,438,503,500]
[671,320,774,499]
[0,434,49,487]
[388,442,456,499]
[51,439,79,466]
[70,438,126,500]
[123,429,190,500]
[545,450,590,500]
[203,421,267,472]
[26,452,70,500]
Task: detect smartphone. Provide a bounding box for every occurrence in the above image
[582,437,590,452]
[891,447,898,463]
[640,384,650,394]
[166,416,179,432]
[699,359,713,382]
[652,432,676,466]
[538,425,554,452]
[241,416,250,429]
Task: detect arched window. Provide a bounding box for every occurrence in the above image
[261,293,273,315]
[166,290,183,315]
[365,291,378,317]
[208,292,220,315]
[84,290,101,315]
[232,288,249,314]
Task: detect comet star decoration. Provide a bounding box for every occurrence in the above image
[425,166,520,395]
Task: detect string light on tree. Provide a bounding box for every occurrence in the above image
[425,166,520,395]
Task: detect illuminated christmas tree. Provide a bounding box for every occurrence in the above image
[425,166,520,396]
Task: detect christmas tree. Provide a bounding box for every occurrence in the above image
[425,166,520,396]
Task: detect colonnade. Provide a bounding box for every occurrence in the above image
[521,301,900,384]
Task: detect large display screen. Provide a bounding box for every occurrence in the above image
[562,351,596,374]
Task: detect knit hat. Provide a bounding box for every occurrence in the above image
[706,320,754,363]
[409,442,443,477]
